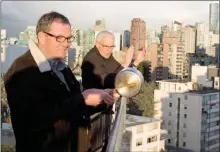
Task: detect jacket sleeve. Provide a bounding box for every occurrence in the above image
[4,72,86,131]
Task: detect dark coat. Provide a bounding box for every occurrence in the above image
[81,46,124,151]
[4,48,90,152]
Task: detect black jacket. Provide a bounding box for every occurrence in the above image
[4,50,89,152]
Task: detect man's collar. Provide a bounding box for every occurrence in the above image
[28,39,51,73]
[48,59,67,71]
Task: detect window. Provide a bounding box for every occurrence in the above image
[183,123,186,128]
[178,98,180,102]
[136,125,143,133]
[136,138,143,147]
[215,81,218,86]
[183,132,186,137]
[168,120,171,125]
[184,95,188,100]
[184,114,187,118]
[183,142,186,147]
[168,139,171,143]
[147,135,157,143]
[168,130,171,134]
[184,104,187,109]
[169,112,172,116]
[169,103,172,107]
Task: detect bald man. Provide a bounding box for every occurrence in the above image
[81,31,146,90]
[81,31,146,151]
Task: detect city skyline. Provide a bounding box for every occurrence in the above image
[2,1,219,37]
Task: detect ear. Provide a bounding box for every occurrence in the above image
[37,32,46,44]
[95,41,100,48]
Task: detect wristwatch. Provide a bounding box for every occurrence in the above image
[129,60,138,68]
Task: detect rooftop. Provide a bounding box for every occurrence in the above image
[187,88,220,94]
[126,114,160,127]
[157,79,190,83]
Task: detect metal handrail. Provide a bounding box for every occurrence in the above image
[106,97,127,152]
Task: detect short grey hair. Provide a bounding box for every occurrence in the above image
[36,11,71,35]
[96,31,115,42]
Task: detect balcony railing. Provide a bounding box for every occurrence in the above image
[90,97,127,152]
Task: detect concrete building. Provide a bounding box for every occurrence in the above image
[93,19,105,31]
[122,30,130,51]
[184,25,196,54]
[209,3,219,34]
[196,23,219,50]
[1,29,7,42]
[207,66,220,90]
[19,32,25,41]
[154,65,219,152]
[146,28,160,48]
[1,45,28,74]
[147,43,169,81]
[7,37,18,45]
[130,18,146,52]
[185,53,219,79]
[112,32,121,51]
[122,114,165,152]
[23,26,37,43]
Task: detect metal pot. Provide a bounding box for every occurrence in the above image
[114,67,144,98]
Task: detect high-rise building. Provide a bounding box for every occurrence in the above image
[93,19,105,31]
[196,22,219,50]
[209,3,219,34]
[185,53,219,80]
[154,65,219,152]
[147,43,169,81]
[146,28,160,48]
[130,18,146,52]
[122,30,130,49]
[23,26,37,43]
[1,29,6,45]
[184,25,196,54]
[112,32,121,51]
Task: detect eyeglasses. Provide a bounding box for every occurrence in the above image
[100,43,115,49]
[44,32,75,43]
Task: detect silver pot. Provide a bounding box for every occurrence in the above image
[115,67,144,98]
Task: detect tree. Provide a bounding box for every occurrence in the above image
[131,81,158,117]
[1,76,11,125]
[137,61,151,82]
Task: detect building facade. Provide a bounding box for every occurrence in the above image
[123,114,165,152]
[154,65,219,152]
[209,3,219,34]
[130,18,146,52]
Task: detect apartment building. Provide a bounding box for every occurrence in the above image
[154,65,220,152]
[130,18,146,52]
[121,114,165,152]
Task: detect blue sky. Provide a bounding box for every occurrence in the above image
[1,1,219,37]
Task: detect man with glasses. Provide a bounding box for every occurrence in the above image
[81,31,147,151]
[4,12,115,152]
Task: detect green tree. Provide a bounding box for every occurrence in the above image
[131,81,158,117]
[1,77,11,124]
[137,61,151,82]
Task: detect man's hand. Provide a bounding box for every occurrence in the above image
[82,89,114,106]
[104,89,120,102]
[133,48,148,66]
[122,45,134,68]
